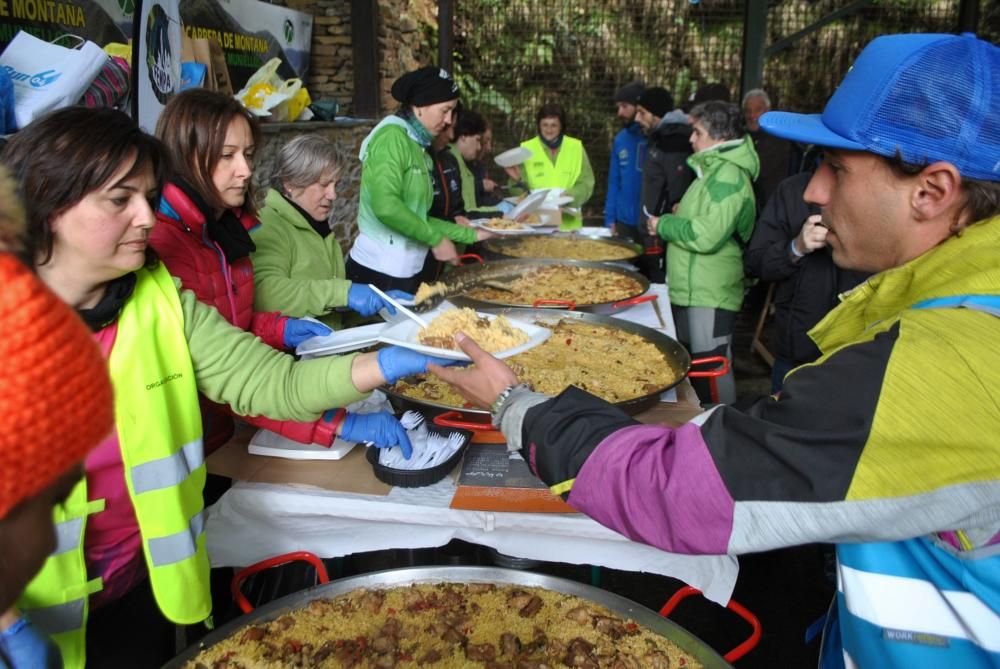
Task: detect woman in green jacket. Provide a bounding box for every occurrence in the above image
[2,107,449,668]
[646,100,759,404]
[253,134,410,329]
[346,66,493,293]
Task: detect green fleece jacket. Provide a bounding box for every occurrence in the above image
[252,188,351,329]
[178,278,367,420]
[357,120,476,247]
[656,135,759,311]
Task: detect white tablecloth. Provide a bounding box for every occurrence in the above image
[206,479,737,605]
[204,283,739,605]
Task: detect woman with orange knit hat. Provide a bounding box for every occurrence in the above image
[0,167,114,668]
[0,107,455,668]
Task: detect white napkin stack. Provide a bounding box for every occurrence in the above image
[376,411,465,470]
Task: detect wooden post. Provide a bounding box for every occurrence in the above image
[351,0,379,118]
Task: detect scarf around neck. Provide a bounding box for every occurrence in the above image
[280,190,331,239]
[540,133,564,150]
[397,109,434,148]
[78,272,137,332]
[173,180,256,262]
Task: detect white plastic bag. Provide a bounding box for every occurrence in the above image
[235,57,302,120]
[0,31,107,129]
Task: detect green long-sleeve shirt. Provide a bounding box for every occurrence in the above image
[179,278,367,421]
[252,188,351,329]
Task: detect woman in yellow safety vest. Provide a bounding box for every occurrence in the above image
[0,107,451,669]
[505,103,595,230]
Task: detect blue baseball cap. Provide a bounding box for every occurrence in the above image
[760,33,1000,182]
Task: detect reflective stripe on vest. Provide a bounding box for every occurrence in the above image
[131,438,203,495]
[149,509,205,567]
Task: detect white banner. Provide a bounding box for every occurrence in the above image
[136,0,181,131]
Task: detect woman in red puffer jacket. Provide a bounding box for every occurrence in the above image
[152,89,406,455]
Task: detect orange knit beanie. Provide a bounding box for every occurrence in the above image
[0,253,115,517]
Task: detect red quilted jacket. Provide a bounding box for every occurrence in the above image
[152,183,340,453]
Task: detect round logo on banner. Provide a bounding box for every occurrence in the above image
[145,4,175,103]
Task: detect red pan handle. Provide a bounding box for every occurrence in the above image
[612,294,656,309]
[433,410,495,432]
[644,246,664,255]
[532,299,577,310]
[688,356,730,378]
[659,586,762,663]
[231,551,329,614]
[456,253,483,265]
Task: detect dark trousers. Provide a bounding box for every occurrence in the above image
[345,253,440,295]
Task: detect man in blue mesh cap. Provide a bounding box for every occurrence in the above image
[430,33,1000,668]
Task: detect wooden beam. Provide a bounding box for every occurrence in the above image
[740,0,769,100]
[438,0,454,72]
[351,0,379,119]
[766,0,872,57]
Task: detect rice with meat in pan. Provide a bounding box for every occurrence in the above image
[184,582,701,668]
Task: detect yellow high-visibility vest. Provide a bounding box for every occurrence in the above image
[19,264,210,669]
[521,135,584,229]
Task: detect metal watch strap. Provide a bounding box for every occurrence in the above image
[491,383,532,428]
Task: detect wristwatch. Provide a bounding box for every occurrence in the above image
[490,382,533,428]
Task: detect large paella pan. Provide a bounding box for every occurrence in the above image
[166,566,732,668]
[476,232,642,263]
[434,258,654,315]
[382,308,726,436]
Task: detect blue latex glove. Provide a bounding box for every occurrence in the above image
[377,346,461,384]
[496,200,515,215]
[347,284,414,317]
[341,411,413,459]
[0,616,62,669]
[283,318,331,348]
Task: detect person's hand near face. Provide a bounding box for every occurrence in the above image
[791,214,829,261]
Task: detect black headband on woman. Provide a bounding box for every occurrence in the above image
[391,66,459,106]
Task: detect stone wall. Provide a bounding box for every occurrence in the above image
[272,0,438,118]
[280,0,355,116]
[376,0,437,112]
[253,120,375,254]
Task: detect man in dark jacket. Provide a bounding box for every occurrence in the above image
[604,81,646,238]
[744,172,869,391]
[635,87,694,281]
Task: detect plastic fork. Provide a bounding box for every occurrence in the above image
[368,284,429,328]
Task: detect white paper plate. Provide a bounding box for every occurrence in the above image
[494,146,532,168]
[470,218,536,235]
[248,429,358,460]
[296,321,387,357]
[508,189,550,220]
[378,310,551,361]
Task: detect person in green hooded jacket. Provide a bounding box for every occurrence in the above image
[646,100,759,404]
[346,66,493,293]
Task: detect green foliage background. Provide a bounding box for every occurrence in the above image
[436,0,997,219]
